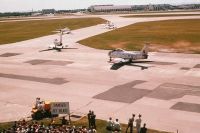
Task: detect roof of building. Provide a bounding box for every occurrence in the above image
[91,5,132,11]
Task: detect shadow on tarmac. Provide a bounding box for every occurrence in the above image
[110,61,153,70]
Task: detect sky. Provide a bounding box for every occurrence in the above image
[0,0,200,12]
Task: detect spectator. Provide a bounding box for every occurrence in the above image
[12,121,17,131]
[61,116,68,125]
[37,102,44,111]
[113,118,121,132]
[132,114,135,122]
[88,110,92,129]
[140,123,147,133]
[35,97,40,108]
[136,114,142,133]
[106,117,113,133]
[22,119,26,126]
[91,111,96,129]
[126,114,135,133]
[50,118,55,125]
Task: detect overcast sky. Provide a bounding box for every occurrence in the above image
[0,0,200,12]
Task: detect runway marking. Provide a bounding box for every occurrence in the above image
[0,73,68,85]
[146,83,200,100]
[171,102,200,113]
[94,81,200,103]
[194,64,200,68]
[0,53,21,57]
[93,80,150,103]
[25,59,73,66]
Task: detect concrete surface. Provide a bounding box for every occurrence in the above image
[0,14,200,133]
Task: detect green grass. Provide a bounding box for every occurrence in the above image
[123,14,200,18]
[0,117,171,133]
[79,19,200,53]
[0,18,106,45]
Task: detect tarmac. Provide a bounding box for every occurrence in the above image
[0,14,200,133]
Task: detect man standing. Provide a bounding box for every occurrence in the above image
[91,111,96,129]
[136,114,142,133]
[126,118,133,133]
[87,110,92,129]
[140,123,147,133]
[126,114,135,133]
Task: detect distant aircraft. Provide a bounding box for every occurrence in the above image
[40,28,76,52]
[53,27,71,34]
[108,44,149,64]
[104,21,117,29]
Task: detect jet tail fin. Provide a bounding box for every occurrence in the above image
[141,44,149,55]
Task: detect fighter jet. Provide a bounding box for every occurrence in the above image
[104,21,117,29]
[40,28,76,52]
[108,44,150,70]
[53,27,71,34]
[108,44,149,63]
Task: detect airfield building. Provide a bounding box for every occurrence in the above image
[42,9,55,14]
[88,4,200,12]
[88,5,132,12]
[88,4,173,12]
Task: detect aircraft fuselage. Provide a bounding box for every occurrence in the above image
[109,50,148,61]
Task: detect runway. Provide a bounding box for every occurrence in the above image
[0,14,200,133]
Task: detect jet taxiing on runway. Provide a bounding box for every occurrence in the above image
[104,21,117,29]
[40,28,72,52]
[108,44,149,63]
[53,27,71,34]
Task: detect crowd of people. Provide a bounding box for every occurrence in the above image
[105,114,147,133]
[125,114,147,133]
[1,110,148,133]
[2,118,97,133]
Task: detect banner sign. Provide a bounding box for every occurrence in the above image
[51,102,69,114]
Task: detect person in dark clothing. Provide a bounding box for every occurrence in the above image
[126,118,134,133]
[140,123,147,133]
[61,116,68,125]
[12,121,17,131]
[87,110,92,129]
[126,114,135,133]
[91,111,96,129]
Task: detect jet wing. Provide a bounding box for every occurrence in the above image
[110,62,125,70]
[109,58,130,70]
[39,49,54,52]
[110,58,130,64]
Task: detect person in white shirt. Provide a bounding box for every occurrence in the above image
[113,119,121,133]
[35,97,40,108]
[136,114,142,133]
[106,117,113,133]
